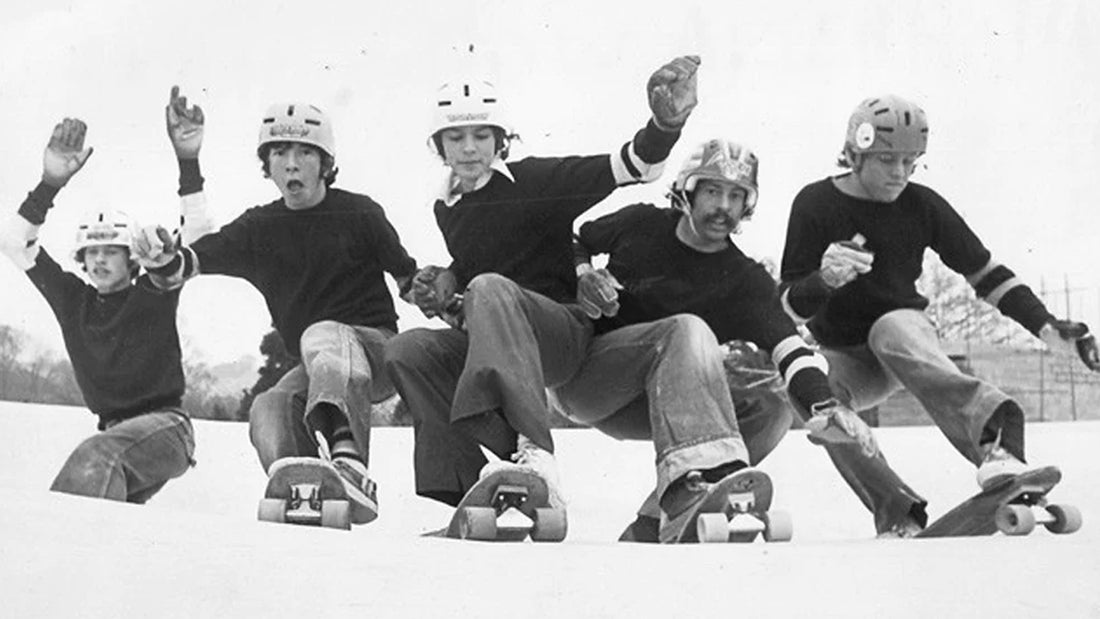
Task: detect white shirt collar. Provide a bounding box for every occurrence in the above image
[436,159,515,207]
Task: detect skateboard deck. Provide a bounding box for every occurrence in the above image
[257,457,353,530]
[665,468,793,544]
[445,468,567,542]
[917,465,1082,538]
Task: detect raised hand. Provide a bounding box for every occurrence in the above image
[166,85,205,159]
[42,118,94,188]
[646,55,700,131]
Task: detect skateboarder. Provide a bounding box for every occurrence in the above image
[133,87,418,523]
[779,94,1100,536]
[383,55,701,515]
[567,138,878,542]
[0,118,207,503]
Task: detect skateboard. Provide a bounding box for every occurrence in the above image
[666,468,793,544]
[257,457,353,530]
[445,468,567,542]
[916,465,1082,538]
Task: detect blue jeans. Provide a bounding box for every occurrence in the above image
[819,309,1019,532]
[50,409,194,503]
[384,273,591,506]
[248,320,394,473]
[549,315,778,500]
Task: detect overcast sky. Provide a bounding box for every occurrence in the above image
[2,0,1098,365]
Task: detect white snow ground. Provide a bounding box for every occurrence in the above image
[1,401,1097,618]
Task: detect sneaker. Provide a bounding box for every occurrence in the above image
[331,456,380,525]
[480,435,566,509]
[876,516,923,539]
[976,443,1028,490]
[658,462,749,543]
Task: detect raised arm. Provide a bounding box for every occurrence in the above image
[1,118,93,270]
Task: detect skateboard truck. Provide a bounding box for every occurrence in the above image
[493,485,535,530]
[284,483,325,525]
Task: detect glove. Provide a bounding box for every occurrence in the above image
[721,340,783,392]
[131,225,179,270]
[407,266,464,328]
[166,85,205,159]
[646,55,700,131]
[820,235,873,288]
[42,118,94,188]
[1041,320,1100,372]
[576,265,622,319]
[805,398,880,458]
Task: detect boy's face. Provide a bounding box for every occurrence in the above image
[83,245,132,293]
[854,151,920,202]
[267,142,327,209]
[439,125,498,186]
[686,179,747,243]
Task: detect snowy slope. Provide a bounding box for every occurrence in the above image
[1,401,1098,618]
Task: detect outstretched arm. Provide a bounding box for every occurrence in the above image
[2,119,93,270]
[167,85,216,244]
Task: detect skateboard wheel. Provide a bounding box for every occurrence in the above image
[257,498,286,523]
[995,504,1036,535]
[459,506,497,540]
[763,510,793,542]
[696,513,729,543]
[321,500,352,530]
[531,508,568,542]
[1045,504,1083,534]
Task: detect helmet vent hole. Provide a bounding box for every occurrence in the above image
[463,84,470,97]
[904,111,911,125]
[483,98,496,103]
[305,119,320,126]
[287,105,296,116]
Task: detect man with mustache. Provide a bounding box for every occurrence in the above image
[563,139,874,542]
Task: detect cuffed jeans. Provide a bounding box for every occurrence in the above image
[249,320,394,473]
[384,274,590,506]
[50,409,195,503]
[818,309,1020,532]
[551,319,791,519]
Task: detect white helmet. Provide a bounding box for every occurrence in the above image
[845,94,928,155]
[429,79,512,140]
[672,139,760,214]
[72,209,134,261]
[257,102,336,159]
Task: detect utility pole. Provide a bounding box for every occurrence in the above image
[1065,274,1077,421]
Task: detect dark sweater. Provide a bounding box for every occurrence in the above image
[190,188,417,358]
[780,178,994,347]
[27,250,185,429]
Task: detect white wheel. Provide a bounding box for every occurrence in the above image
[763,510,793,542]
[257,498,286,523]
[321,500,352,530]
[531,508,568,542]
[1045,504,1083,534]
[696,513,729,543]
[995,504,1036,536]
[459,506,497,540]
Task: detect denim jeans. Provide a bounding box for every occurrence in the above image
[248,320,394,473]
[384,273,591,506]
[50,409,195,503]
[549,314,769,501]
[818,309,1020,532]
